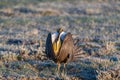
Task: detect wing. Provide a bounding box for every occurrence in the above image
[57,33,74,62]
[45,33,55,60]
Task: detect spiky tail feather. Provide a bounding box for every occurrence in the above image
[72,39,87,61]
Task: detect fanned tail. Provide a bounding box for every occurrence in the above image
[72,38,86,61]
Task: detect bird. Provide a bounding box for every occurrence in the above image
[45,28,81,76]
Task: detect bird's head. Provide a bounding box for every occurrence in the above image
[57,28,63,34]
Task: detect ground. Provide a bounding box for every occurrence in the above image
[0,0,120,80]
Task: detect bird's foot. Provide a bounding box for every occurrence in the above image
[56,71,61,78]
[61,72,70,80]
[61,71,67,78]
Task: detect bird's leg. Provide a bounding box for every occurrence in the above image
[62,63,67,77]
[58,63,60,74]
[56,63,61,77]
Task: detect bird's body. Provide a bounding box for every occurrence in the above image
[45,28,80,76]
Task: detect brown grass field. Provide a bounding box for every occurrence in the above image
[0,0,120,80]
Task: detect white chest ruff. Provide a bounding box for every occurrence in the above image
[60,32,66,41]
[51,31,66,43]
